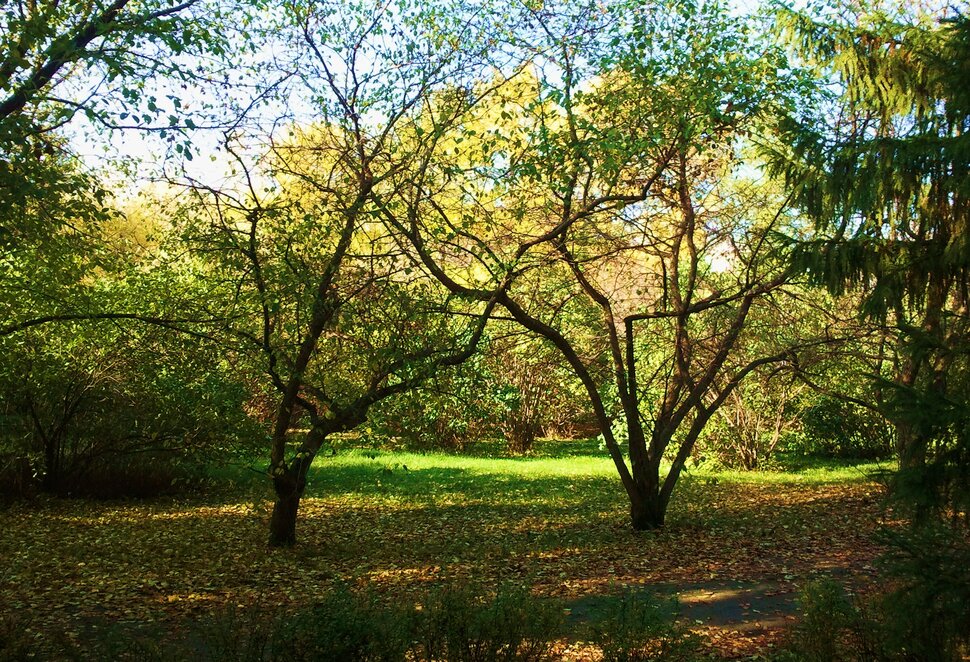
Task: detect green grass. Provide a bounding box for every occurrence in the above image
[199,440,893,558]
[706,460,892,486]
[203,439,892,527]
[298,439,890,499]
[213,435,892,491]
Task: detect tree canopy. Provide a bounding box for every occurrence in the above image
[1,0,967,553]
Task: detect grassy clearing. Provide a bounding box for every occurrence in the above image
[0,439,890,658]
[707,460,892,486]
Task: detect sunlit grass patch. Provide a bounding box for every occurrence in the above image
[702,460,892,486]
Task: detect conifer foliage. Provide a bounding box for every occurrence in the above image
[766,3,970,496]
[767,5,970,652]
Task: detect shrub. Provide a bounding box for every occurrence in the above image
[273,586,413,662]
[698,375,806,470]
[0,453,35,499]
[0,326,261,498]
[785,579,881,662]
[783,565,970,662]
[588,590,699,662]
[0,615,31,662]
[877,525,970,661]
[186,604,277,662]
[798,398,895,460]
[27,585,570,661]
[368,367,494,451]
[58,455,211,499]
[414,583,564,662]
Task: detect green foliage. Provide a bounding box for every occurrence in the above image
[0,320,260,497]
[0,0,269,499]
[784,579,880,662]
[765,3,970,488]
[882,356,970,522]
[273,587,414,662]
[0,0,245,145]
[0,614,30,662]
[369,332,594,454]
[414,583,564,662]
[798,397,895,460]
[0,0,250,263]
[783,541,970,661]
[486,334,591,453]
[700,373,807,470]
[588,590,698,662]
[57,584,566,661]
[876,524,970,659]
[368,360,496,450]
[767,7,970,279]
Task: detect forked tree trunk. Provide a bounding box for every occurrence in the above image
[267,427,340,547]
[739,448,758,471]
[268,463,310,547]
[629,493,667,530]
[625,403,718,531]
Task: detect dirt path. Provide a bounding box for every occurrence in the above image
[566,569,871,658]
[568,579,796,628]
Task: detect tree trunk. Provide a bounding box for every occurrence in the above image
[740,449,758,471]
[896,424,927,470]
[268,468,307,547]
[630,493,666,530]
[505,417,539,454]
[42,434,61,492]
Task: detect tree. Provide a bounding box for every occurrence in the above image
[0,1,272,497]
[366,329,595,452]
[0,0,261,338]
[767,5,970,652]
[705,370,805,470]
[0,315,256,496]
[177,0,520,545]
[487,331,594,452]
[181,138,497,546]
[0,183,259,496]
[380,0,810,529]
[766,3,970,476]
[0,0,240,238]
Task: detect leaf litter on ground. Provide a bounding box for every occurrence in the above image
[0,447,890,658]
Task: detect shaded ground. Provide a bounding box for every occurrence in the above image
[568,579,800,628]
[566,579,812,658]
[563,567,877,657]
[0,450,889,658]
